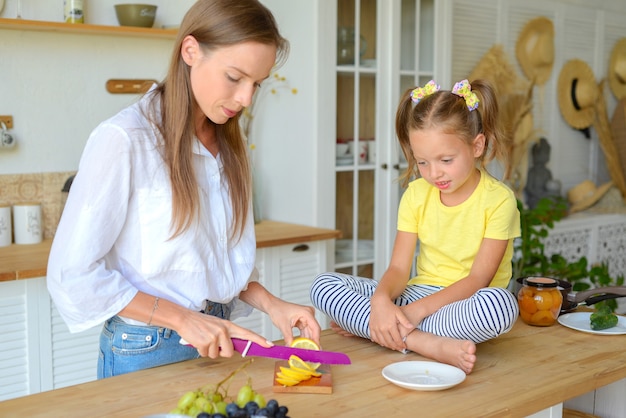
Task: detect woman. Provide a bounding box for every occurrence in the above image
[47,0,320,379]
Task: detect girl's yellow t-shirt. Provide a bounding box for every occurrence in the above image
[398,170,521,288]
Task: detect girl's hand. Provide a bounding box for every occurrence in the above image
[370,295,414,351]
[178,310,271,358]
[267,299,321,346]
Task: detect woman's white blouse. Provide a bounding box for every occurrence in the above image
[47,93,257,333]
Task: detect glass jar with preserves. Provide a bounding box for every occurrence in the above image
[517,277,563,326]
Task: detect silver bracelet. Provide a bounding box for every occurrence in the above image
[147,297,159,326]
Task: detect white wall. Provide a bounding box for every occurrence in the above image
[0,0,320,226]
[0,0,194,174]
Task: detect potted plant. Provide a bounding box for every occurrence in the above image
[511,196,624,311]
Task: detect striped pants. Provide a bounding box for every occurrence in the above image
[310,273,519,344]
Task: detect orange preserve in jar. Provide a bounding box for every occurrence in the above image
[517,277,563,326]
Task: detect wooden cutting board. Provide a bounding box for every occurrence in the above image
[272,361,332,394]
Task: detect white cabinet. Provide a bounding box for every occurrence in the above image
[543,213,626,280]
[0,278,100,402]
[0,239,333,401]
[0,280,40,401]
[234,240,331,341]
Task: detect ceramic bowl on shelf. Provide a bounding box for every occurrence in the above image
[114,4,157,28]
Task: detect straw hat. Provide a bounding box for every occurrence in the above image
[557,59,599,129]
[515,17,555,86]
[567,180,613,213]
[470,44,529,96]
[609,38,626,100]
[611,98,626,194]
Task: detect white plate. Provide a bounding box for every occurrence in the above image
[382,361,466,391]
[558,312,626,335]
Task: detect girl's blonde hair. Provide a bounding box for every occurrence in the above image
[395,79,509,187]
[147,0,288,240]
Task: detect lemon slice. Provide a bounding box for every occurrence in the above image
[290,337,320,351]
[288,364,322,377]
[288,354,321,373]
[289,338,321,370]
[279,366,313,381]
[275,376,300,387]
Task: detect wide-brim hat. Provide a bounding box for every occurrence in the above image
[609,38,626,100]
[557,59,599,129]
[515,17,555,86]
[568,180,613,213]
[611,98,626,195]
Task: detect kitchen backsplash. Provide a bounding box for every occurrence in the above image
[0,171,76,239]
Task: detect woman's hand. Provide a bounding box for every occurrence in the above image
[369,294,414,352]
[239,281,321,346]
[267,299,321,347]
[177,309,271,358]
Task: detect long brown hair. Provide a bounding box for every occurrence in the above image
[395,79,509,188]
[146,0,289,240]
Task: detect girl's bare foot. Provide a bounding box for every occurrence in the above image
[329,320,358,337]
[405,330,476,374]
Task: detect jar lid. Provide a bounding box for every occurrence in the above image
[522,277,559,288]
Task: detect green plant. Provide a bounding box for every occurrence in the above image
[512,196,568,280]
[513,196,624,311]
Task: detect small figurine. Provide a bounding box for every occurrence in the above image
[525,137,562,209]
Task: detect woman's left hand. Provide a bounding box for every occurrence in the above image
[268,300,321,346]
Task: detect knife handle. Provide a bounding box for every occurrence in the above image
[569,286,626,302]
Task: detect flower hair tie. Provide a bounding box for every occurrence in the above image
[411,80,440,104]
[451,79,479,111]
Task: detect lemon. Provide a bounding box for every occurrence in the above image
[290,337,320,351]
[289,338,321,370]
[275,338,323,386]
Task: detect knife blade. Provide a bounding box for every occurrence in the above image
[178,337,351,365]
[232,338,351,365]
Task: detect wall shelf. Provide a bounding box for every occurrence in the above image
[0,17,177,39]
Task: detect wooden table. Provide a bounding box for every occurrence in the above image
[1,317,625,418]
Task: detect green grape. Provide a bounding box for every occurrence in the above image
[253,392,266,408]
[177,391,197,410]
[210,392,223,403]
[194,396,213,413]
[214,400,227,415]
[187,405,201,417]
[169,408,185,415]
[236,384,253,408]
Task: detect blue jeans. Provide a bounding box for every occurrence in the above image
[97,300,231,379]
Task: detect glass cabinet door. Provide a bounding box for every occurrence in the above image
[390,0,436,275]
[335,0,377,278]
[333,0,435,279]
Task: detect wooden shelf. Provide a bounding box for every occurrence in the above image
[0,17,178,39]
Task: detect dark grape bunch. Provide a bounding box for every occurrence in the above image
[196,398,289,418]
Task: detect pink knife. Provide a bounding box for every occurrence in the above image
[179,337,351,365]
[231,338,351,365]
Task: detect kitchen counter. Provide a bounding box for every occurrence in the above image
[0,220,341,282]
[1,317,625,417]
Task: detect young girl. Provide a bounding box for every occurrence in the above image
[310,79,520,374]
